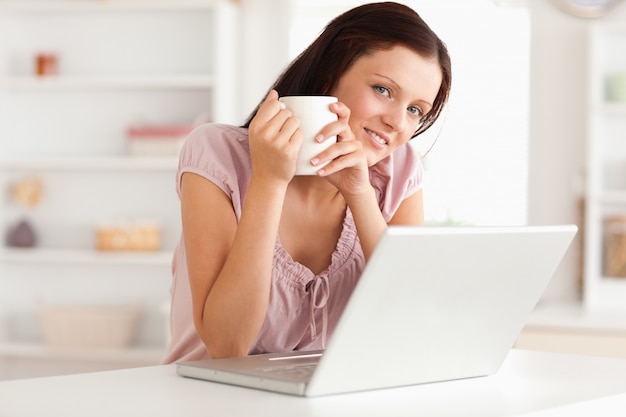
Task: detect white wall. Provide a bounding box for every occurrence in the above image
[238,0,294,124]
[527,0,626,302]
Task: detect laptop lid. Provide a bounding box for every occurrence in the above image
[177,225,577,397]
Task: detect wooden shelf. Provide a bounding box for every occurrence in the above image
[0,248,173,266]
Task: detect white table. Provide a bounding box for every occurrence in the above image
[2,349,626,417]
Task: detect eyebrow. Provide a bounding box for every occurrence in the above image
[374,73,434,109]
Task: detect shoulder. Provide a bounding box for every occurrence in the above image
[369,144,423,221]
[178,123,250,173]
[189,123,248,140]
[176,124,251,210]
[182,123,249,156]
[390,142,421,168]
[370,143,423,188]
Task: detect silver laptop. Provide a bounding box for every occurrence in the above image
[177,225,577,397]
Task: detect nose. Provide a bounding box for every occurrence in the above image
[381,103,406,133]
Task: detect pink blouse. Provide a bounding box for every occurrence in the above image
[162,123,422,363]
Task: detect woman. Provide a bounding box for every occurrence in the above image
[163,2,451,363]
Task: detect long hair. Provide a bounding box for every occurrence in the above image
[242,2,451,138]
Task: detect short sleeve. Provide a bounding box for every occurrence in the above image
[369,143,423,222]
[176,123,251,219]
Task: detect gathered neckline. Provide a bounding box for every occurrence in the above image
[274,208,358,285]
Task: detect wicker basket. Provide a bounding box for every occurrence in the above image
[604,215,626,278]
[38,303,140,348]
[95,222,161,252]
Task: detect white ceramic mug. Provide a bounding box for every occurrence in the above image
[279,95,338,175]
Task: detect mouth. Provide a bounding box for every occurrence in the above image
[365,128,389,148]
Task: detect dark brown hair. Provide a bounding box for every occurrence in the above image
[242,2,451,138]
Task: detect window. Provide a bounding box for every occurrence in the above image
[290,0,530,226]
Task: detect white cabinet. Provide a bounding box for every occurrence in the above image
[0,0,239,378]
[515,303,626,359]
[584,21,626,312]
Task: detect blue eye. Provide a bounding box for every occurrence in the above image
[373,85,390,96]
[408,106,423,116]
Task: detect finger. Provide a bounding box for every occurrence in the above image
[330,101,351,122]
[251,99,300,143]
[252,90,285,126]
[280,117,302,142]
[314,102,352,143]
[311,140,359,169]
[315,153,360,176]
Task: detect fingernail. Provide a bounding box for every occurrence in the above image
[315,134,324,142]
[310,158,319,166]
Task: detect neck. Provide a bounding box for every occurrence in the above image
[287,175,342,204]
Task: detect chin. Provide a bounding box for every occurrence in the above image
[367,152,386,167]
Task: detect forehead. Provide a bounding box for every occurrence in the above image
[346,45,442,104]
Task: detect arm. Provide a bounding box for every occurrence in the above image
[183,91,301,358]
[181,173,287,359]
[388,189,424,226]
[345,186,424,260]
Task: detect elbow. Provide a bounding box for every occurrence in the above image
[195,320,251,359]
[205,337,251,359]
[207,345,249,359]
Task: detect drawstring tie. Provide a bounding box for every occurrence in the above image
[308,274,330,348]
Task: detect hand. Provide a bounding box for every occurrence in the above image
[312,101,373,200]
[248,90,303,183]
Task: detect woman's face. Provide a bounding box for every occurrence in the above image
[331,45,442,166]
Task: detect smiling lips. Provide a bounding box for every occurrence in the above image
[365,128,389,149]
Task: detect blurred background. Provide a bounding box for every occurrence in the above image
[0,0,625,379]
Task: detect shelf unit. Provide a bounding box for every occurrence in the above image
[584,22,626,312]
[0,0,239,378]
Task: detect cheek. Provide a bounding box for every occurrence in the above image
[343,91,377,127]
